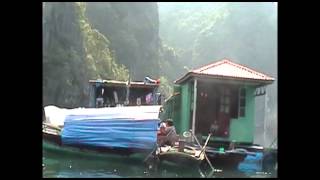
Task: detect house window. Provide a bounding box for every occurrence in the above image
[239,88,246,117]
[220,88,231,114]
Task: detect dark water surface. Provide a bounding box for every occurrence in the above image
[43,149,276,178]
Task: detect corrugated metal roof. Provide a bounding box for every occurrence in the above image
[175,59,275,84]
[88,79,159,87]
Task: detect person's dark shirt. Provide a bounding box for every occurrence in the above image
[165,126,177,144]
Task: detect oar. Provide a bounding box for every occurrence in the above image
[198,133,212,157]
[190,130,215,177]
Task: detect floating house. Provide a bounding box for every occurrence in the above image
[162,59,274,145]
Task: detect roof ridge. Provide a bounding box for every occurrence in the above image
[194,59,229,72]
[226,60,273,79]
[175,58,275,84]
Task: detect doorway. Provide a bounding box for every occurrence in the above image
[195,82,239,138]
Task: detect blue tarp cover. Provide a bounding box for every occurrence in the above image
[238,152,263,172]
[61,106,160,150]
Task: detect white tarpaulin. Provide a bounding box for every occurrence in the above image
[44,105,162,127]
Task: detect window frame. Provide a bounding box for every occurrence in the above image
[220,87,231,114]
[238,87,246,117]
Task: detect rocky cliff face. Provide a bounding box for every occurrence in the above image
[43,2,161,107]
[85,2,160,80]
[43,2,88,107]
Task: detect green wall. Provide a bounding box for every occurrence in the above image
[229,85,256,143]
[200,85,256,144]
[172,85,181,127]
[160,85,182,133]
[177,82,192,134]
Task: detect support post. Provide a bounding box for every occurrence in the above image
[264,92,269,147]
[192,78,198,141]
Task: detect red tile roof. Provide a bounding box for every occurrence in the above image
[175,59,275,84]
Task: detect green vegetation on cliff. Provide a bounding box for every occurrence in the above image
[43,2,129,107]
[76,2,129,81]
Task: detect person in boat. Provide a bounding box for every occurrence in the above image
[157,119,178,146]
[96,95,104,108]
[96,87,105,108]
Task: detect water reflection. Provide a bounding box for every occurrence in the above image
[43,150,275,178]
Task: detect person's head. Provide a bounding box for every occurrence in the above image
[165,119,174,127]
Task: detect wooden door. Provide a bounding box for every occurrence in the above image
[215,87,231,137]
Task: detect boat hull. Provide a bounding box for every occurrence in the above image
[43,132,152,160]
[206,151,247,170]
[159,151,203,166]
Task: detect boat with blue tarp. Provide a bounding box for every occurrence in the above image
[43,105,161,158]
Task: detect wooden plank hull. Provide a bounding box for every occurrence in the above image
[43,131,150,160]
[206,151,247,170]
[159,151,203,167]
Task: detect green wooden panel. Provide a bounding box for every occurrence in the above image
[178,82,192,134]
[161,85,182,132]
[229,85,255,143]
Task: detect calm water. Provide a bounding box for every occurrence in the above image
[43,148,276,178]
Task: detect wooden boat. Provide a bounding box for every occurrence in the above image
[43,121,205,162]
[43,105,162,159]
[43,122,154,162]
[155,131,211,170]
[157,145,205,167]
[43,124,208,176]
[205,147,248,170]
[43,122,207,171]
[43,123,125,154]
[204,142,266,170]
